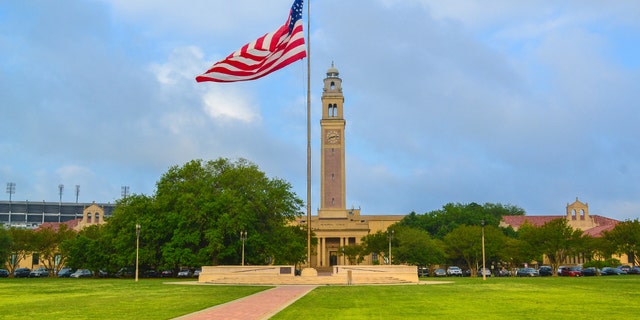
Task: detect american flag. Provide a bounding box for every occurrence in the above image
[196,0,306,83]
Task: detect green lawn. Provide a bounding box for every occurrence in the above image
[1,277,639,319]
[0,278,267,320]
[273,277,640,320]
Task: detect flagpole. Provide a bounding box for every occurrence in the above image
[305,0,312,269]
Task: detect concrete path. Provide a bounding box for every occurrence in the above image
[173,285,317,320]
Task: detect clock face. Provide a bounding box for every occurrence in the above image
[326,130,340,144]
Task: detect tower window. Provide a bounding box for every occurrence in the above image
[331,173,335,181]
[330,81,335,90]
[328,104,337,117]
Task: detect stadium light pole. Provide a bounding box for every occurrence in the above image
[481,220,486,281]
[135,224,141,282]
[6,182,15,226]
[58,184,64,222]
[240,231,247,266]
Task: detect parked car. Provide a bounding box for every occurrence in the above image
[143,270,158,278]
[29,267,50,278]
[14,268,31,278]
[627,266,640,275]
[446,266,463,277]
[516,268,539,277]
[477,268,491,277]
[160,270,174,278]
[559,266,582,277]
[618,265,631,273]
[497,269,511,277]
[601,267,624,275]
[70,269,93,278]
[417,267,428,277]
[193,268,201,278]
[0,269,9,278]
[58,267,73,278]
[177,269,192,278]
[116,267,134,278]
[538,266,553,276]
[581,267,598,276]
[434,268,447,277]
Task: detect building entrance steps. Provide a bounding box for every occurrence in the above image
[173,285,317,320]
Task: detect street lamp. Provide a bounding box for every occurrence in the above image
[135,224,140,282]
[481,220,486,281]
[240,231,247,266]
[387,229,394,265]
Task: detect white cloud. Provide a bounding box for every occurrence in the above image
[202,88,261,123]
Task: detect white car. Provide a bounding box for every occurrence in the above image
[478,268,491,277]
[177,269,192,278]
[446,266,463,277]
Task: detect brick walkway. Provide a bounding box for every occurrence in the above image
[173,285,317,320]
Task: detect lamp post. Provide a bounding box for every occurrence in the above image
[387,229,394,265]
[481,220,486,281]
[240,231,247,266]
[135,224,140,282]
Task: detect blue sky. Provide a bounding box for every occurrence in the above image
[1,0,639,221]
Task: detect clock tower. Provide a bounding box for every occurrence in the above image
[319,63,347,218]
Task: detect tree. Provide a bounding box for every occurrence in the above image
[32,224,76,274]
[444,224,506,275]
[6,228,34,273]
[393,226,445,271]
[60,224,112,275]
[518,219,584,275]
[398,202,525,239]
[444,225,482,275]
[0,226,12,268]
[340,244,365,265]
[604,219,640,266]
[101,158,305,272]
[360,231,390,264]
[154,158,305,267]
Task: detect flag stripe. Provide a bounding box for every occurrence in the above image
[196,0,306,83]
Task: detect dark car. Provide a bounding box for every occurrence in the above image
[601,267,624,275]
[116,267,134,278]
[516,268,539,277]
[559,266,582,277]
[538,266,553,276]
[29,267,50,278]
[627,266,640,275]
[14,268,31,278]
[193,268,201,278]
[581,267,598,276]
[433,268,447,277]
[497,269,511,277]
[0,269,9,278]
[143,270,158,278]
[58,268,73,278]
[70,269,93,278]
[618,265,631,273]
[160,270,174,278]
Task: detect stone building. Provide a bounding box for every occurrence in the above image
[500,198,627,265]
